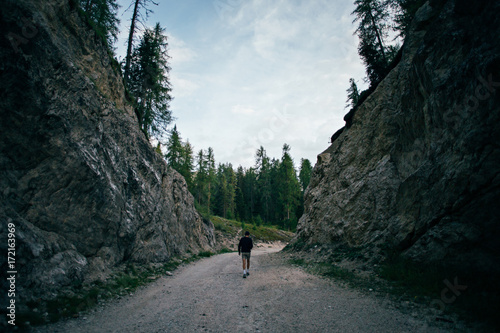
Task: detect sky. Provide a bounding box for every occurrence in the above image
[114,0,367,169]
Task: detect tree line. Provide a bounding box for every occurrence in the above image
[76,0,426,230]
[75,0,316,231]
[163,127,313,231]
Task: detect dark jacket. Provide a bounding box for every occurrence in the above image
[238,236,253,254]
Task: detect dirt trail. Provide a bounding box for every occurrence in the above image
[34,245,455,333]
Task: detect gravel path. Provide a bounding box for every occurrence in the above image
[34,245,454,333]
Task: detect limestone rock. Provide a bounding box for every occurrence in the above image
[295,0,500,275]
[0,0,214,307]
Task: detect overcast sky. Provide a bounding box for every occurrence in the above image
[115,0,367,169]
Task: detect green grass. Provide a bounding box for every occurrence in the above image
[288,258,306,266]
[212,216,241,234]
[211,216,294,243]
[320,263,357,280]
[218,247,234,254]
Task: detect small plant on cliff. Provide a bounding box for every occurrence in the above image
[79,0,120,49]
[345,78,360,109]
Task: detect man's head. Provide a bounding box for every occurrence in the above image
[245,231,250,236]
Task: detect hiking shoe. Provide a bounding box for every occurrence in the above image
[243,274,246,278]
[246,272,250,276]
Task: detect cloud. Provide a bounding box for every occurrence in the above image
[231,105,256,115]
[130,0,368,169]
[171,74,199,97]
[168,35,197,64]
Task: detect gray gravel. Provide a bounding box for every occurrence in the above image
[33,246,460,333]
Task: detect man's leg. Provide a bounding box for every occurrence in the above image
[246,257,250,270]
[242,257,247,277]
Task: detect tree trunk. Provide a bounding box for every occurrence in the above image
[124,0,140,83]
[368,4,387,63]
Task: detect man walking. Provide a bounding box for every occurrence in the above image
[238,231,253,278]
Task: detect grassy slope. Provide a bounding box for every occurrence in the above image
[211,216,294,251]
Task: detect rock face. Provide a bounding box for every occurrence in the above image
[0,0,214,306]
[295,0,500,274]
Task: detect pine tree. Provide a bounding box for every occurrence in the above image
[215,163,236,219]
[235,166,247,221]
[277,144,301,230]
[226,164,237,220]
[165,125,183,171]
[346,78,360,109]
[385,0,427,39]
[214,165,226,218]
[194,149,207,205]
[80,0,120,49]
[255,146,272,223]
[299,158,313,192]
[243,167,257,221]
[269,157,281,223]
[180,141,194,190]
[352,0,393,85]
[128,23,172,139]
[123,0,157,83]
[255,146,267,172]
[206,147,216,215]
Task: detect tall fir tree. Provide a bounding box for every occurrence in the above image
[299,158,313,192]
[206,147,216,215]
[180,141,194,190]
[123,0,157,83]
[269,157,281,224]
[277,144,301,230]
[235,166,247,221]
[215,163,236,219]
[243,167,257,221]
[352,0,393,85]
[194,149,207,205]
[165,125,183,171]
[128,23,172,140]
[255,146,272,223]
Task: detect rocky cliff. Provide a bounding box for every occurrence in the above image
[0,0,214,312]
[294,0,500,275]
